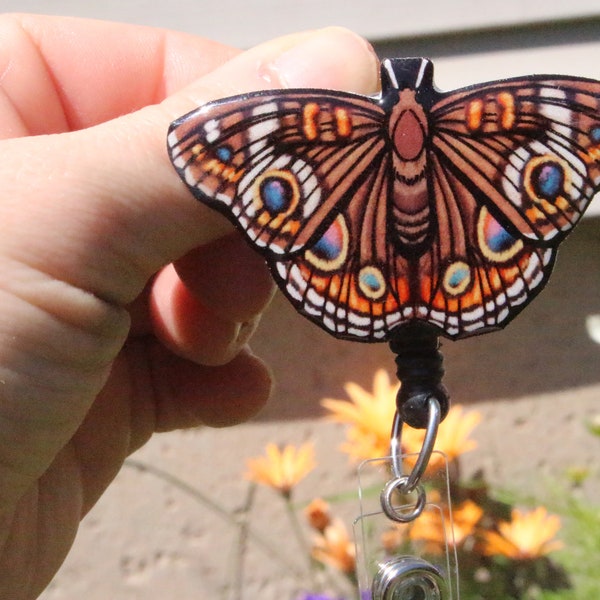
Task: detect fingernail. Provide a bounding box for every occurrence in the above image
[269,27,379,93]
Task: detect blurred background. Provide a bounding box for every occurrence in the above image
[1,1,599,598]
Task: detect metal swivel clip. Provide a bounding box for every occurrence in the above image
[372,397,449,600]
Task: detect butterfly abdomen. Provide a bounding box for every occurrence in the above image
[388,89,433,252]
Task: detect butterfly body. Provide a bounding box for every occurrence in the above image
[168,58,600,344]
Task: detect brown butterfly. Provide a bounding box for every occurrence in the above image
[167,58,600,349]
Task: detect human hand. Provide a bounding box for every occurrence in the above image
[0,14,378,598]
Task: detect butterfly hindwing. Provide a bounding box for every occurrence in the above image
[418,153,555,337]
[273,151,408,341]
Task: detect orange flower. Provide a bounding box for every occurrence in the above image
[481,506,564,560]
[380,525,408,554]
[305,498,332,532]
[245,442,316,497]
[321,371,480,468]
[322,369,417,461]
[409,498,484,554]
[403,404,481,472]
[311,518,356,574]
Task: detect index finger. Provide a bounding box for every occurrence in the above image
[0,13,239,137]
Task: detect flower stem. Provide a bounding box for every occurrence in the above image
[284,494,320,590]
[224,483,257,600]
[124,458,305,578]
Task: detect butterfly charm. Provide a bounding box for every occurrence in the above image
[167,58,600,344]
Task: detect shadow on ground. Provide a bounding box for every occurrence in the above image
[252,217,600,420]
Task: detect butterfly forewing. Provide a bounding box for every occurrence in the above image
[431,76,600,243]
[168,90,387,255]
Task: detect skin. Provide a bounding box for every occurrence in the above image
[0,13,379,599]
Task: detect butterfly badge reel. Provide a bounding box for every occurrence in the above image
[168,56,600,598]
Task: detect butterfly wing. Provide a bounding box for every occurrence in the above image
[415,76,600,337]
[168,90,411,340]
[273,151,417,341]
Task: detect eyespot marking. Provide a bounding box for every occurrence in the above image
[443,261,472,296]
[305,215,349,272]
[477,206,524,263]
[358,265,387,300]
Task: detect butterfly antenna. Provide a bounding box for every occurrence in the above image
[388,323,450,429]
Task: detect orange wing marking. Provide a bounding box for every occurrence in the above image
[585,145,600,164]
[466,99,484,131]
[334,107,352,137]
[497,92,516,130]
[204,158,242,183]
[302,103,320,140]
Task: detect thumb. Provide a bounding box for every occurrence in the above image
[0,27,379,308]
[0,28,378,494]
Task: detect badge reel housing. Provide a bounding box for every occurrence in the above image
[354,452,459,599]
